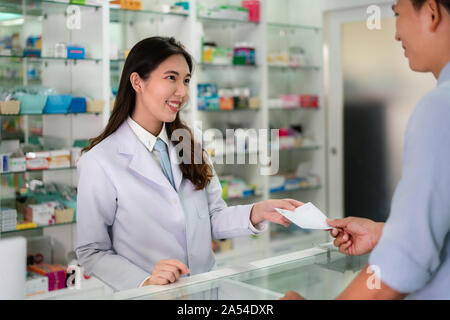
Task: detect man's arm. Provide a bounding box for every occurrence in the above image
[336,264,408,300]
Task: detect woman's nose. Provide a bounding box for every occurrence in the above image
[175,81,187,97]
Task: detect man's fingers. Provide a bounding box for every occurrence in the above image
[330,228,339,237]
[342,241,353,254]
[326,218,348,229]
[333,233,350,247]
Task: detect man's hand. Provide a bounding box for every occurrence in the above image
[327,217,384,256]
[280,291,305,300]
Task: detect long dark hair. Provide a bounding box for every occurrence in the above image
[411,0,450,13]
[83,37,213,190]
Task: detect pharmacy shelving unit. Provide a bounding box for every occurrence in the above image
[260,0,328,266]
[0,0,108,267]
[0,0,328,268]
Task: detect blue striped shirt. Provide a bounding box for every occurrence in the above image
[369,62,450,299]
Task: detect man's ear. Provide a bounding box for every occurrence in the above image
[130,72,143,93]
[427,0,442,32]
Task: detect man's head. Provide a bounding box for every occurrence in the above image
[393,0,450,77]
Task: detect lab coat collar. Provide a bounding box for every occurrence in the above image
[126,117,170,152]
[115,121,182,192]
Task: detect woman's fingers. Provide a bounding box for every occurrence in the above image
[151,275,169,285]
[158,264,181,279]
[152,259,190,285]
[272,200,296,211]
[267,211,291,227]
[283,198,304,208]
[160,259,190,275]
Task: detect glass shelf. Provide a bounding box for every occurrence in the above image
[269,107,319,111]
[0,55,102,63]
[198,15,259,25]
[270,184,322,194]
[1,166,76,175]
[268,64,321,71]
[1,221,76,234]
[210,145,320,159]
[198,108,260,112]
[0,0,101,17]
[277,144,321,151]
[268,22,321,32]
[109,7,188,23]
[224,193,263,202]
[0,112,102,116]
[198,63,258,69]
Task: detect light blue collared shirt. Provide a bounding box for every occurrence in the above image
[369,62,450,299]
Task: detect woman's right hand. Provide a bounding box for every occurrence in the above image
[143,259,190,285]
[326,217,385,256]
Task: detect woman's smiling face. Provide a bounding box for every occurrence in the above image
[131,54,191,131]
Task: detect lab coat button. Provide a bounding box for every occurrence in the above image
[173,199,178,204]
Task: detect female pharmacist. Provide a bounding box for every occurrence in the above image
[75,37,302,291]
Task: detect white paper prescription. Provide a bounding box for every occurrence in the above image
[275,202,332,230]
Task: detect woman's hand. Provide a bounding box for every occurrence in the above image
[250,199,303,227]
[142,259,190,286]
[327,217,385,256]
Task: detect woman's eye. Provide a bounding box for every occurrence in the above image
[185,78,191,84]
[167,75,176,80]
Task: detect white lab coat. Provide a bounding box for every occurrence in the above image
[75,121,258,291]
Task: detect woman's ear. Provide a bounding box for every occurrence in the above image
[130,72,143,93]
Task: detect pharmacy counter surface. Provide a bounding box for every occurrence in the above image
[31,243,369,300]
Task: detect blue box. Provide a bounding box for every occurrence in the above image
[67,46,85,59]
[23,49,41,58]
[43,95,72,114]
[69,97,86,113]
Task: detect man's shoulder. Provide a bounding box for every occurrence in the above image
[411,86,450,126]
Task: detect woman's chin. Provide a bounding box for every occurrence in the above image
[162,113,178,123]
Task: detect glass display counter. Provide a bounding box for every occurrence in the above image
[32,243,368,300]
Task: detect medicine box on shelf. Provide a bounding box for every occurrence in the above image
[66,46,85,59]
[0,100,20,114]
[86,99,104,113]
[69,97,86,113]
[43,95,72,114]
[18,94,47,114]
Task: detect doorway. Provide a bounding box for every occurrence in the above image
[325,5,435,220]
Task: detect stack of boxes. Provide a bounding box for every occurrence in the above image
[0,208,17,232]
[27,264,67,292]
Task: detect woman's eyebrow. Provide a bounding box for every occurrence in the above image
[164,70,180,75]
[163,70,191,77]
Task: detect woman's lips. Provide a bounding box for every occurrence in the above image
[166,101,181,112]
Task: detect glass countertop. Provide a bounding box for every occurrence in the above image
[112,245,369,301]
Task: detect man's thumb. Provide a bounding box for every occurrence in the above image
[326,218,347,228]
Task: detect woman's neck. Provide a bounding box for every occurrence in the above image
[131,110,163,136]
